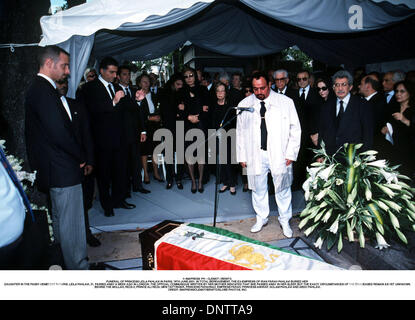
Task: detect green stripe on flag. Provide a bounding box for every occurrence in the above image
[188,223,317,260]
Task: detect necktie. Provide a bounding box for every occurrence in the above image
[300,88,306,101]
[336,100,344,130]
[126,87,131,98]
[108,84,115,99]
[0,146,34,221]
[260,101,267,150]
[279,91,283,94]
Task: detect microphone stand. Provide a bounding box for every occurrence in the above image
[189,108,250,227]
[212,109,242,227]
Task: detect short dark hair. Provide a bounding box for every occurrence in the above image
[99,56,119,71]
[136,73,150,86]
[117,65,130,75]
[37,45,69,68]
[297,70,311,77]
[251,71,269,84]
[364,75,381,92]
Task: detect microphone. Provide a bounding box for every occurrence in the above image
[233,106,254,112]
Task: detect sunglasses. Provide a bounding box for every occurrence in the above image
[318,86,328,91]
[275,77,287,82]
[297,77,308,82]
[184,74,194,79]
[245,89,253,92]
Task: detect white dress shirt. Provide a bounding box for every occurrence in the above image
[336,93,351,116]
[299,85,310,100]
[98,75,116,106]
[37,73,72,121]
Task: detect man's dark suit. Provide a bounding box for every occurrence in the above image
[66,96,96,240]
[25,75,88,269]
[80,78,127,214]
[123,87,147,193]
[367,92,391,159]
[318,94,374,156]
[25,76,84,192]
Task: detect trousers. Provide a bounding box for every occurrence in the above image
[50,184,88,270]
[251,150,292,222]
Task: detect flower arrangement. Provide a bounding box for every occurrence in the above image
[300,142,415,253]
[0,139,54,241]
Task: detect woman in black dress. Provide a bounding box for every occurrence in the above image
[381,80,415,178]
[159,73,185,190]
[211,82,237,195]
[182,67,210,193]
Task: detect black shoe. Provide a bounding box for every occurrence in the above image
[104,209,114,217]
[87,234,101,247]
[166,183,173,189]
[115,200,136,209]
[219,186,229,193]
[198,187,204,193]
[136,188,151,194]
[126,192,132,198]
[177,182,183,190]
[191,186,197,193]
[230,187,236,196]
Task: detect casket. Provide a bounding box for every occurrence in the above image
[139,220,182,270]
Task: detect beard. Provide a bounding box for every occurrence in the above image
[255,93,265,100]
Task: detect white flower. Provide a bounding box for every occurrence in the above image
[335,178,344,186]
[327,217,339,234]
[379,170,398,184]
[366,160,387,168]
[375,233,390,250]
[314,237,324,249]
[317,164,335,181]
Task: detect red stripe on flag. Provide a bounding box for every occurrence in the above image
[156,242,251,270]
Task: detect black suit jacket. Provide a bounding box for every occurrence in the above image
[79,79,125,150]
[298,87,323,136]
[318,94,374,155]
[25,76,84,191]
[66,97,95,167]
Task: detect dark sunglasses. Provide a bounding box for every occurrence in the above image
[184,74,194,79]
[318,86,328,91]
[245,88,253,92]
[297,77,308,82]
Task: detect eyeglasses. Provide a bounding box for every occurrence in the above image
[275,77,287,82]
[297,77,308,82]
[333,82,349,87]
[184,74,194,79]
[318,86,328,91]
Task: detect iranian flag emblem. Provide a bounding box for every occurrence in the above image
[154,223,341,270]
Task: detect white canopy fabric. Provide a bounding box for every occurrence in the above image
[38,0,415,98]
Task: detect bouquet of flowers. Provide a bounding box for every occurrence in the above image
[300,142,415,253]
[0,139,54,241]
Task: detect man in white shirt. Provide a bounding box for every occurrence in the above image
[236,72,301,237]
[383,71,405,104]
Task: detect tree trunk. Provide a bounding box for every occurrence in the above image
[0,0,50,205]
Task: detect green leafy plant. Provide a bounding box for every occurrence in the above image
[300,142,415,253]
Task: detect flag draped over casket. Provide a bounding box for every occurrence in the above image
[154,223,342,270]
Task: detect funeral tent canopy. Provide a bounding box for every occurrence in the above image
[39,0,415,97]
